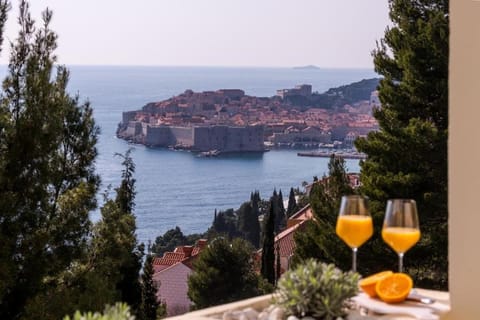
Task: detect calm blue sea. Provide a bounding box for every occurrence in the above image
[1,66,378,244]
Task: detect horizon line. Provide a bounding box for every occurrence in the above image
[0,63,376,70]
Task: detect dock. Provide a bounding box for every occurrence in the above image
[297,151,367,159]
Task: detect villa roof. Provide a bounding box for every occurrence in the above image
[274,220,308,258]
[288,204,313,221]
[153,252,185,267]
[153,239,208,274]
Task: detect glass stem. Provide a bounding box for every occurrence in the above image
[398,253,404,273]
[352,247,358,272]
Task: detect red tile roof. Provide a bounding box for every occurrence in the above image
[256,204,315,274]
[153,252,185,267]
[288,204,313,220]
[274,220,308,258]
[152,239,208,273]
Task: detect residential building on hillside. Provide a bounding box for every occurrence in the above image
[273,204,314,274]
[152,240,207,316]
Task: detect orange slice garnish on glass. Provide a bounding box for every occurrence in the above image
[359,270,394,297]
[375,273,413,303]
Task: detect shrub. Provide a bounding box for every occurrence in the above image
[274,259,359,319]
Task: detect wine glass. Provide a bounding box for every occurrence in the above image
[336,195,373,272]
[382,199,421,272]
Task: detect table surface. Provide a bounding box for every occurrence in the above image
[166,288,450,320]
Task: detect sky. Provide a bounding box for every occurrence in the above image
[0,0,390,68]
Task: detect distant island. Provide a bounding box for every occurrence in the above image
[117,79,380,153]
[293,65,321,70]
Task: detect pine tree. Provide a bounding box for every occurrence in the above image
[187,238,260,309]
[261,199,276,285]
[0,2,99,318]
[140,254,160,320]
[292,156,353,271]
[355,0,448,289]
[286,187,298,218]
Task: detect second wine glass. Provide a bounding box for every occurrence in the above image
[382,199,421,273]
[336,195,373,272]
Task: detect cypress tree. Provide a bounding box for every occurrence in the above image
[0,2,99,318]
[261,199,276,285]
[140,254,160,320]
[355,0,448,289]
[251,191,261,217]
[286,187,298,218]
[276,190,287,232]
[275,242,281,284]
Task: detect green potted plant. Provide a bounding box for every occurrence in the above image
[274,259,359,320]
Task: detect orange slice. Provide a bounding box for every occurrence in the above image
[375,273,413,303]
[359,271,394,297]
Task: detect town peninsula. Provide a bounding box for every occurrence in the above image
[117,79,380,153]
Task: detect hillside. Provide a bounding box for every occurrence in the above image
[284,78,380,109]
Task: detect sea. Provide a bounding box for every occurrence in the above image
[1,66,378,244]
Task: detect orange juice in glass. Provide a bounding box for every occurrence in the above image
[336,215,373,249]
[382,199,420,272]
[336,195,373,272]
[382,227,420,254]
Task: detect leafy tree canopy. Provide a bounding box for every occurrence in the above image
[0,1,99,318]
[355,0,448,289]
[292,155,353,271]
[187,238,262,309]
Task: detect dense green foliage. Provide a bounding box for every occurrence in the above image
[292,156,353,271]
[261,199,276,285]
[274,260,359,320]
[207,190,281,249]
[355,0,449,289]
[151,226,187,256]
[0,4,148,317]
[139,255,162,320]
[237,201,261,248]
[0,2,100,318]
[187,238,262,309]
[210,208,239,238]
[286,187,298,218]
[89,150,143,316]
[275,190,286,233]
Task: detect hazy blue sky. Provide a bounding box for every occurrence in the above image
[0,0,390,68]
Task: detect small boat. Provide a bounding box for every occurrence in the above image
[197,149,220,157]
